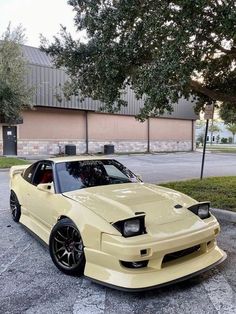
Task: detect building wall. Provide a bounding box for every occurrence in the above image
[15,108,86,155]
[149,118,193,152]
[87,114,193,153]
[88,113,148,141]
[0,108,194,156]
[18,108,86,140]
[150,118,192,141]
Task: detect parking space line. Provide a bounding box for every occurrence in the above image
[0,233,29,259]
[0,242,32,275]
[0,211,8,215]
[73,279,106,314]
[0,233,33,275]
[203,270,236,313]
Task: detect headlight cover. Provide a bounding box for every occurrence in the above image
[112,215,146,237]
[188,202,210,219]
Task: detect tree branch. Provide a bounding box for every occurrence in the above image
[190,80,236,104]
[199,35,236,56]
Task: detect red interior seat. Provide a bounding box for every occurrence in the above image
[40,170,53,183]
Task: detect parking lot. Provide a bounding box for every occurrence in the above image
[0,152,236,313]
[116,151,236,183]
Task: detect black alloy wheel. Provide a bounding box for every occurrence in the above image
[49,218,85,276]
[10,191,21,222]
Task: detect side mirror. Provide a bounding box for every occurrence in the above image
[37,182,54,193]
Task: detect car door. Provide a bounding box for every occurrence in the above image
[25,161,60,240]
[19,162,40,214]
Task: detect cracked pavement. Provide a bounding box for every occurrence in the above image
[0,153,236,313]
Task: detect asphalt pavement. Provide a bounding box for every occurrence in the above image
[115,151,236,183]
[0,152,236,313]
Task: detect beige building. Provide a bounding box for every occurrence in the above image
[0,45,197,156]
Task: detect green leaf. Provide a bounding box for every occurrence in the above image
[42,0,236,120]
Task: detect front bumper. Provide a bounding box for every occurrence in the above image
[86,254,226,292]
[84,219,226,290]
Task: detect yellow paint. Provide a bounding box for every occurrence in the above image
[10,158,226,290]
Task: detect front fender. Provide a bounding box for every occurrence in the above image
[58,197,121,251]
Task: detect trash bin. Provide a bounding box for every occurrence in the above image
[104,144,114,154]
[65,144,76,155]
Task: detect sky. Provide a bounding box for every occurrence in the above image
[0,0,82,47]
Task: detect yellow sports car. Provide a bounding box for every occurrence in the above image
[10,156,226,291]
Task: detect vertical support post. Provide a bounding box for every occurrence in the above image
[210,106,215,145]
[85,111,89,154]
[191,120,194,151]
[200,119,209,180]
[147,117,150,153]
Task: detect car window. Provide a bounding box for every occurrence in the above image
[32,162,53,186]
[22,163,39,184]
[56,159,138,193]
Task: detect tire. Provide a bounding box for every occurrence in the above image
[10,191,21,222]
[49,218,85,276]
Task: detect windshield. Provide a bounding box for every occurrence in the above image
[56,159,139,193]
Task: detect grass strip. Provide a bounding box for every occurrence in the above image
[0,157,30,168]
[160,176,236,212]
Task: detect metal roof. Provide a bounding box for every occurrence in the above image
[22,44,53,67]
[22,45,198,120]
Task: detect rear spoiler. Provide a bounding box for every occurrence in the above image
[9,165,30,179]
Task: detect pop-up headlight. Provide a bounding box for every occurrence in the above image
[113,215,146,237]
[188,202,210,219]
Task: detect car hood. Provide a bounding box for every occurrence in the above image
[63,183,200,228]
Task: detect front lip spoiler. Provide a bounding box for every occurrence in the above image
[85,253,227,292]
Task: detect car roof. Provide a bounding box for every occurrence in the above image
[47,155,113,164]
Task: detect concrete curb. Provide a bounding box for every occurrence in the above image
[211,208,236,223]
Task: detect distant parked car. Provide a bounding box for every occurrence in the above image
[9,156,226,291]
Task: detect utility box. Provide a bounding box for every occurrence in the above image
[65,144,76,155]
[104,144,114,154]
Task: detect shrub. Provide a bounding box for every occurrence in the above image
[221,137,228,144]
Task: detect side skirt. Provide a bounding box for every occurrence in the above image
[20,223,49,250]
